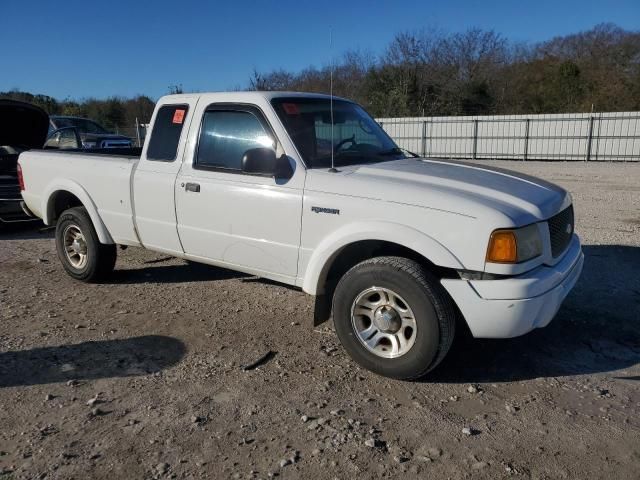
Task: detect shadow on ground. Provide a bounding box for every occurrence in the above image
[0,221,50,240]
[108,261,247,285]
[0,335,186,388]
[430,244,640,383]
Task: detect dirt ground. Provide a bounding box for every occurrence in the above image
[0,160,639,480]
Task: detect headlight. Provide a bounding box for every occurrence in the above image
[486,224,542,263]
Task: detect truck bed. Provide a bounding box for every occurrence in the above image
[19,149,142,245]
[54,147,143,157]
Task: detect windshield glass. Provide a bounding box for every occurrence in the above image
[271,98,406,168]
[53,117,110,134]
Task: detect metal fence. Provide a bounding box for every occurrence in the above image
[116,122,149,148]
[377,112,640,161]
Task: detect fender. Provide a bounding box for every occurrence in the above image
[42,179,114,244]
[301,220,464,295]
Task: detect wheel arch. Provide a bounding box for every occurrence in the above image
[302,222,464,296]
[43,180,114,244]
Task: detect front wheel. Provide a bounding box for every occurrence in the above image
[332,256,456,380]
[55,206,116,282]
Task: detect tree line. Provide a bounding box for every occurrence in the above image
[250,23,640,117]
[2,23,639,128]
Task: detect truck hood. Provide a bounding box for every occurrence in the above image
[306,158,569,224]
[0,100,49,149]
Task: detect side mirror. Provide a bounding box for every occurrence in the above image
[241,148,277,176]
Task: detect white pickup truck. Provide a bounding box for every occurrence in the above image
[18,92,584,379]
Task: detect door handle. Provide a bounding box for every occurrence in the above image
[185,182,200,193]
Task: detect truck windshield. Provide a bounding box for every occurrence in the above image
[271,97,406,169]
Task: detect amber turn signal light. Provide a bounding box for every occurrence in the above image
[486,230,517,263]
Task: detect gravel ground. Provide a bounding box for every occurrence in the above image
[0,160,639,480]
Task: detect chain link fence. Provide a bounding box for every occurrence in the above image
[377,112,640,161]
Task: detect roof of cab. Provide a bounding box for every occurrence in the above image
[157,91,350,104]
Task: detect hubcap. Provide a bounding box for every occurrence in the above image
[373,306,401,333]
[351,287,417,359]
[63,224,88,269]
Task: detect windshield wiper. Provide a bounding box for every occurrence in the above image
[376,147,402,156]
[402,148,420,158]
[376,147,418,157]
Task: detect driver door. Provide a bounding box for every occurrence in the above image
[174,103,305,283]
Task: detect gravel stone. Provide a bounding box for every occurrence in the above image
[364,438,377,448]
[427,447,442,458]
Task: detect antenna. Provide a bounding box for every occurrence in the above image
[328,27,338,173]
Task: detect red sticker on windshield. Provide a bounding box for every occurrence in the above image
[172,109,186,124]
[282,103,299,115]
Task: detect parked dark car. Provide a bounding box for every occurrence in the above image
[0,100,49,225]
[48,116,133,149]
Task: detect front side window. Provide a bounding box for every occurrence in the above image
[271,97,406,168]
[196,110,274,170]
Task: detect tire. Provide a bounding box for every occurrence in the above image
[332,256,456,380]
[55,206,116,282]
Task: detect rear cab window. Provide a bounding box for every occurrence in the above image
[146,105,189,161]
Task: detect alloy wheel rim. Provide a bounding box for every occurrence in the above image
[351,286,417,359]
[63,224,88,269]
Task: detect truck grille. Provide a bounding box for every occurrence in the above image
[548,205,574,258]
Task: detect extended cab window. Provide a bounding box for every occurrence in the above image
[146,105,188,161]
[196,110,274,170]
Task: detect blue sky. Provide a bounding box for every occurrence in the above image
[1,0,638,101]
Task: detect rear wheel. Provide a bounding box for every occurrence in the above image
[332,256,456,380]
[55,206,116,282]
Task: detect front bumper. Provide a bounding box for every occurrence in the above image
[441,235,584,338]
